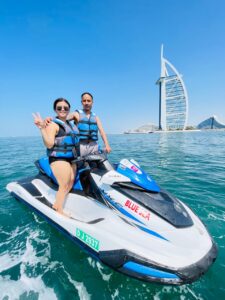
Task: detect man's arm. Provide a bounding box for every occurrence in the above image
[44,111,80,126]
[67,111,80,123]
[96,116,111,153]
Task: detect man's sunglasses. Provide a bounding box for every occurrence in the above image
[56,106,70,112]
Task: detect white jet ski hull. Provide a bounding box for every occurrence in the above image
[6,172,217,285]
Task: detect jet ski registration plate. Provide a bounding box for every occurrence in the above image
[76,228,100,252]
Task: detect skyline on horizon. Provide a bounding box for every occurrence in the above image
[1,0,225,137]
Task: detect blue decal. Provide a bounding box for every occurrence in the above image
[123,261,179,279]
[137,225,168,241]
[100,189,144,224]
[116,162,160,192]
[100,189,168,241]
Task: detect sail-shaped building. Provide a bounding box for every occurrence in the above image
[156,45,188,130]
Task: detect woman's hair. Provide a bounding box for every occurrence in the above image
[53,98,71,110]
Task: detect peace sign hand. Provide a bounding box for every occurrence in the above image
[32,112,45,129]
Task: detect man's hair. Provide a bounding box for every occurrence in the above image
[81,92,93,100]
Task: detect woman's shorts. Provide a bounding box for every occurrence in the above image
[49,157,75,165]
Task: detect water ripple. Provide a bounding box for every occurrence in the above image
[1,132,225,299]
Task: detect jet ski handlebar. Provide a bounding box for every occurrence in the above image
[72,151,107,164]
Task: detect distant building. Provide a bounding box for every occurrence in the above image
[156,45,188,131]
[197,116,225,129]
[124,123,158,134]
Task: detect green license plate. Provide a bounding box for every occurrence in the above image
[76,228,100,251]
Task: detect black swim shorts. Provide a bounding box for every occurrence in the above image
[49,157,75,165]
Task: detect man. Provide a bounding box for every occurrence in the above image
[70,92,111,157]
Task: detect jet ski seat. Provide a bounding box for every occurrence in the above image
[36,157,90,191]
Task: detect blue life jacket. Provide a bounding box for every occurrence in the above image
[77,109,98,141]
[47,118,80,158]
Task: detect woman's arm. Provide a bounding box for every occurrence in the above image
[33,113,58,149]
[40,124,58,149]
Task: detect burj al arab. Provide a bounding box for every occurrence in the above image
[156,45,188,131]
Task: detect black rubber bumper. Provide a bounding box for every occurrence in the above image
[99,241,218,285]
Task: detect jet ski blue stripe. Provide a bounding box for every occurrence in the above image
[109,201,144,224]
[137,225,169,241]
[100,190,168,241]
[123,262,179,279]
[100,189,144,224]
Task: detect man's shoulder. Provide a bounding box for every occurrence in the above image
[91,111,98,118]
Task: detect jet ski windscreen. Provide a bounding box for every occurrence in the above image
[113,185,193,228]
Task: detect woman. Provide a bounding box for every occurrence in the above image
[33,98,79,217]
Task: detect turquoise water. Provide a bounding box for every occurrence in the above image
[0,131,225,299]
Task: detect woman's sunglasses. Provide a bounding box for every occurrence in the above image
[56,106,70,112]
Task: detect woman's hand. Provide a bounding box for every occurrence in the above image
[44,116,53,127]
[32,112,45,129]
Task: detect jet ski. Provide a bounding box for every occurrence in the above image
[6,153,217,285]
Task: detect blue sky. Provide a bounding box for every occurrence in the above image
[1,0,225,137]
